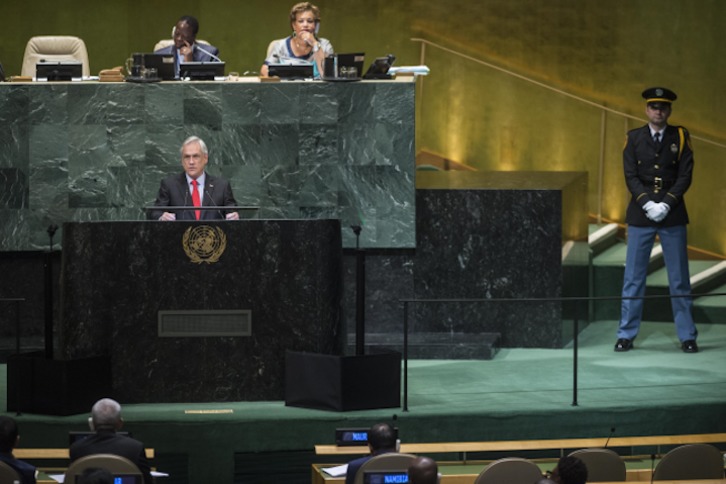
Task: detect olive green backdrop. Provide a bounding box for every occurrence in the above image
[1,0,724,256]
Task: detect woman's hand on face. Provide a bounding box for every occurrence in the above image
[298,31,315,46]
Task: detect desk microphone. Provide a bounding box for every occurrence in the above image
[195,45,224,63]
[649,453,655,484]
[604,427,616,448]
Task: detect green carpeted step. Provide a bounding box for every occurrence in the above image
[692,282,726,324]
[592,241,627,266]
[644,261,725,322]
[647,260,719,288]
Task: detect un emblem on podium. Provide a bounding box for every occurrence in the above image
[182,225,227,264]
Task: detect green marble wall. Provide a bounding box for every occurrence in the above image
[0,80,415,250]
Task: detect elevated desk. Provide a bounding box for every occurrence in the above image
[57,219,342,403]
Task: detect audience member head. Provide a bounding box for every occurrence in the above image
[90,398,123,431]
[408,456,439,484]
[0,416,20,453]
[550,456,588,484]
[77,467,114,484]
[367,422,397,454]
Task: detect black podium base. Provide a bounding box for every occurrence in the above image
[284,350,401,412]
[7,351,112,416]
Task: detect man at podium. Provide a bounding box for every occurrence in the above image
[149,136,240,221]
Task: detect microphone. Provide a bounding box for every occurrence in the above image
[174,182,189,220]
[194,44,224,63]
[205,188,226,219]
[650,453,655,484]
[604,427,615,448]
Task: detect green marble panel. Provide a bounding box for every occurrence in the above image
[0,80,415,250]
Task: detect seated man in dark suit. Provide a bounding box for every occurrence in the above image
[0,416,37,484]
[155,15,220,78]
[69,398,153,484]
[149,136,240,221]
[345,422,398,484]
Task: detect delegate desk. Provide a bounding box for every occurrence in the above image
[314,433,726,483]
[57,219,342,403]
[312,464,726,484]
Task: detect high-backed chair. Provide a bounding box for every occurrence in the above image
[152,39,211,52]
[353,453,418,484]
[266,39,285,59]
[0,460,22,483]
[64,453,142,483]
[568,448,626,482]
[474,457,543,484]
[22,36,90,77]
[652,443,724,481]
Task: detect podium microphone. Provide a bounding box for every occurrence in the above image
[205,189,225,219]
[195,45,223,63]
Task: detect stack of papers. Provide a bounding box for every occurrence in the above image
[389,66,430,76]
[322,463,348,477]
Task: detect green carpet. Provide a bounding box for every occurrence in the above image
[2,321,725,483]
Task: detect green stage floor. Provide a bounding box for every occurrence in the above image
[2,320,725,483]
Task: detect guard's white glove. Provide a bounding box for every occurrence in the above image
[643,201,659,221]
[652,202,671,223]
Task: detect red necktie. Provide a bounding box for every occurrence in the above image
[191,179,201,220]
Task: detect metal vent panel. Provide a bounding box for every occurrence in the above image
[158,310,252,337]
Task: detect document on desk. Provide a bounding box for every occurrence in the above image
[322,463,348,477]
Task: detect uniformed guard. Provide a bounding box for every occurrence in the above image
[615,87,698,353]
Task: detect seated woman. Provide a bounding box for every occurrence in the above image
[260,2,334,78]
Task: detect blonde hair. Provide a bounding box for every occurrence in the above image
[289,2,320,23]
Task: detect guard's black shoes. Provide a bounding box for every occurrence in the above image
[681,340,699,353]
[614,338,633,352]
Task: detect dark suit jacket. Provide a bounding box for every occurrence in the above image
[69,429,152,484]
[0,452,37,484]
[154,43,220,77]
[623,124,693,227]
[149,172,238,220]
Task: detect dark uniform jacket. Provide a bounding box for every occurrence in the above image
[623,124,693,227]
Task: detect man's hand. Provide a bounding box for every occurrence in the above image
[225,212,239,221]
[643,201,659,221]
[159,212,176,221]
[180,41,193,62]
[651,202,670,223]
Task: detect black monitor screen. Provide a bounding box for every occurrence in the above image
[335,427,398,446]
[267,64,313,79]
[179,61,225,80]
[36,61,82,81]
[75,474,141,484]
[363,470,409,484]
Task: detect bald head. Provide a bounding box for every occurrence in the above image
[408,456,438,484]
